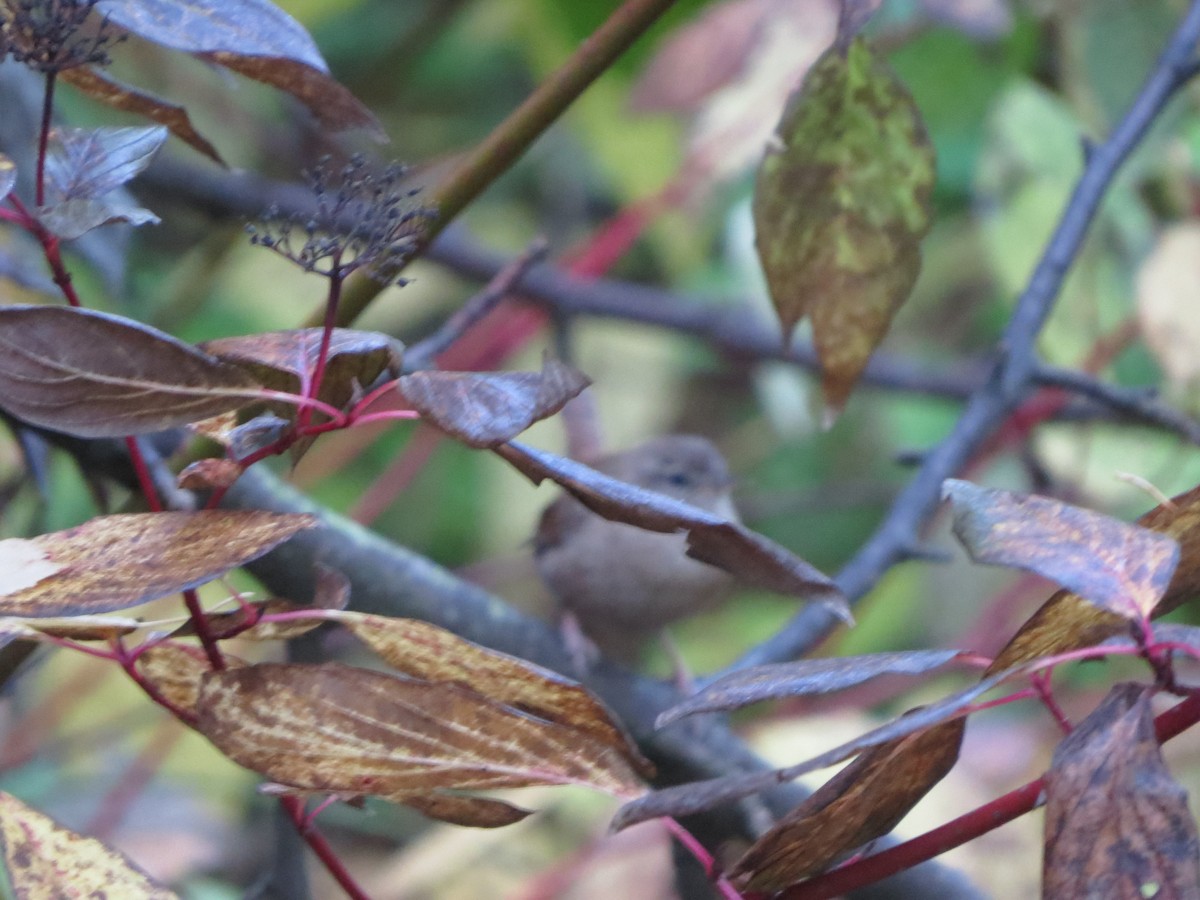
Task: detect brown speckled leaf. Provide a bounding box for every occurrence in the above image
[731,718,964,891]
[196,662,645,801]
[988,484,1200,673]
[1043,684,1200,899]
[944,479,1179,622]
[0,306,263,437]
[0,511,314,617]
[137,642,246,716]
[323,610,651,776]
[0,791,177,898]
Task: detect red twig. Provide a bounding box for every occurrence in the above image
[280,795,372,900]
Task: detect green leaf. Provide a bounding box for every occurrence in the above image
[754,37,935,421]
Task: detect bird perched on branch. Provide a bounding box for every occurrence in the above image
[533,434,738,662]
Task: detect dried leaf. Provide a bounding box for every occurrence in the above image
[12,614,142,641]
[0,306,264,437]
[754,37,934,419]
[945,479,1181,621]
[614,664,1025,831]
[60,66,223,164]
[0,791,178,899]
[1043,684,1200,899]
[137,642,246,716]
[195,662,645,801]
[401,357,590,449]
[0,539,64,594]
[499,441,848,618]
[202,328,403,460]
[730,718,964,890]
[325,610,651,776]
[38,126,166,238]
[201,328,403,403]
[658,649,963,726]
[0,511,315,617]
[95,0,382,135]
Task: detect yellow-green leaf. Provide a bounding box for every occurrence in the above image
[754,37,934,420]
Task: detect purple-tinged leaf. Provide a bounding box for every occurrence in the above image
[943,479,1180,621]
[0,155,15,201]
[657,649,964,726]
[43,126,167,201]
[0,306,264,437]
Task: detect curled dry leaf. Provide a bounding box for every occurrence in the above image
[1043,684,1200,899]
[944,479,1180,622]
[0,306,264,438]
[0,510,315,617]
[96,0,382,135]
[195,662,645,802]
[658,649,963,726]
[0,791,177,899]
[498,441,848,618]
[60,67,223,164]
[754,37,934,421]
[729,718,964,891]
[401,357,591,449]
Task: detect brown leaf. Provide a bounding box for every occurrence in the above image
[731,718,964,890]
[754,37,934,419]
[614,664,1025,831]
[325,610,652,777]
[0,306,264,438]
[499,441,848,617]
[12,614,142,641]
[201,328,402,404]
[0,511,315,617]
[401,357,590,449]
[95,0,382,135]
[989,484,1200,674]
[202,328,403,460]
[196,663,645,801]
[658,649,963,726]
[1043,684,1200,900]
[944,479,1180,621]
[60,66,223,164]
[0,791,178,898]
[137,642,246,716]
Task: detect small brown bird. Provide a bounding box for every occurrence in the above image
[533,435,738,661]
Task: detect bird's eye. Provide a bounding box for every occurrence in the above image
[664,470,693,488]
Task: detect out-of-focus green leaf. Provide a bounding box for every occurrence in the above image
[754,38,934,421]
